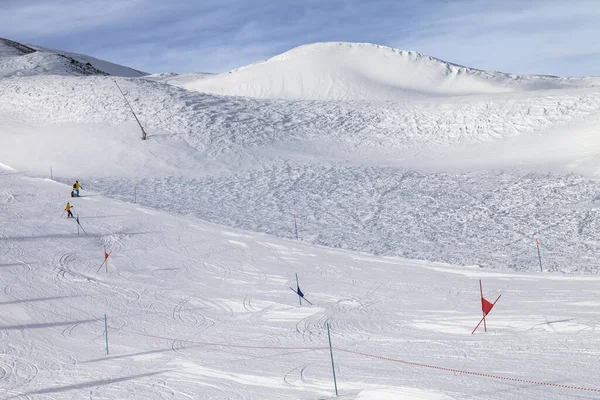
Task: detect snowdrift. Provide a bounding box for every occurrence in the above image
[180,42,600,100]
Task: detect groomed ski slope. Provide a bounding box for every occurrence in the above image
[2,169,600,399]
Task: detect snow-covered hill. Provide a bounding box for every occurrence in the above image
[180,42,600,100]
[0,38,146,78]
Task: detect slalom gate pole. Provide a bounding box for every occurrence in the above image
[327,323,338,396]
[96,250,111,273]
[296,273,302,305]
[97,259,107,273]
[114,81,147,140]
[76,217,88,236]
[104,314,109,355]
[50,165,52,180]
[480,280,486,332]
[471,315,486,335]
[471,294,501,335]
[134,186,136,203]
[294,216,298,240]
[288,287,313,305]
[536,238,543,272]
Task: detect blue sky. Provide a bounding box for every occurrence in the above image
[1,0,599,76]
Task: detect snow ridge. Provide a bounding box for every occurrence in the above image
[0,37,146,78]
[180,42,600,100]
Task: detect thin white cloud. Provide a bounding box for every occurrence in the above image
[395,0,600,76]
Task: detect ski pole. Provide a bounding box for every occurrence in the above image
[61,210,66,218]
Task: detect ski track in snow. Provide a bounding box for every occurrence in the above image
[1,173,600,398]
[83,166,600,273]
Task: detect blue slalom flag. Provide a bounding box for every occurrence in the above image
[297,286,304,298]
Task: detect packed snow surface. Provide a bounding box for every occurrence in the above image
[2,39,600,399]
[2,170,600,399]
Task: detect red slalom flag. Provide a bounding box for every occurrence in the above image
[97,249,112,273]
[472,279,501,334]
[482,297,494,315]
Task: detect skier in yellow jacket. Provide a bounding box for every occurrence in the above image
[65,202,74,218]
[73,180,82,197]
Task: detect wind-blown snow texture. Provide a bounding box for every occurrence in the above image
[2,39,600,398]
[2,73,600,272]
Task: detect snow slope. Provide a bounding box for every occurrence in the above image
[2,74,600,272]
[0,38,146,78]
[180,42,600,100]
[1,169,600,399]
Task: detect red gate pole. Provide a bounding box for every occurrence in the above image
[480,280,486,332]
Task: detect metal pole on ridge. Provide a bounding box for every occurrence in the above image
[114,80,147,140]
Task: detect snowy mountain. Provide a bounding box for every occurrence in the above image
[0,38,146,78]
[179,42,600,100]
